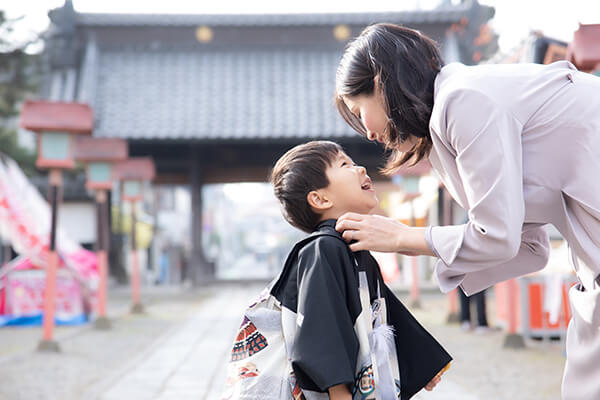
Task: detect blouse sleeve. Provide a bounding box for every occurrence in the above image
[290,237,360,392]
[427,89,550,294]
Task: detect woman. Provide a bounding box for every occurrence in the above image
[334,23,600,399]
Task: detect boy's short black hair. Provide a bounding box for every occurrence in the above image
[270,141,343,233]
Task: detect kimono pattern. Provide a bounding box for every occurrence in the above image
[272,220,452,400]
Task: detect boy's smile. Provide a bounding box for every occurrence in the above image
[315,151,378,219]
[361,176,374,192]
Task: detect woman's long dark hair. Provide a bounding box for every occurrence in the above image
[335,23,443,174]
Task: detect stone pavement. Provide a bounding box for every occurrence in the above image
[91,283,252,399]
[0,283,565,400]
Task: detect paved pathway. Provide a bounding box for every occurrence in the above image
[93,285,476,400]
[94,284,253,400]
[0,284,562,399]
[415,379,479,400]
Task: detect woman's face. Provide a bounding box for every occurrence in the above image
[342,91,416,152]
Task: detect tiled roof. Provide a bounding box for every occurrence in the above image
[20,101,94,133]
[74,137,128,162]
[75,3,495,141]
[77,6,485,27]
[93,48,355,140]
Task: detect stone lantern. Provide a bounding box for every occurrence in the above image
[113,157,155,313]
[74,137,128,329]
[20,100,93,352]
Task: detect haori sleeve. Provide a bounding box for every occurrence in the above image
[381,283,452,400]
[290,236,361,393]
[427,89,550,294]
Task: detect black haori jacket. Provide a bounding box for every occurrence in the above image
[271,219,452,400]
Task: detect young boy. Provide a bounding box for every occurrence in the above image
[269,141,451,400]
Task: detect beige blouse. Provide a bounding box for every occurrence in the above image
[425,60,600,295]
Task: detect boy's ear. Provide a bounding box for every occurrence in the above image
[307,190,333,211]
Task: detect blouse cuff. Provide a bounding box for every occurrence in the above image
[434,261,466,293]
[429,224,467,266]
[424,226,441,259]
[429,224,468,294]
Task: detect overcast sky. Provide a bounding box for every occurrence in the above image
[3,0,600,54]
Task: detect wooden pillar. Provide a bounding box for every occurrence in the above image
[94,189,111,329]
[409,200,421,309]
[503,278,525,348]
[130,201,144,313]
[190,149,215,284]
[105,189,112,261]
[109,186,128,284]
[38,169,62,353]
[442,187,460,323]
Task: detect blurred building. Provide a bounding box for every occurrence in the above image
[567,23,600,75]
[487,23,600,74]
[488,30,568,65]
[38,0,498,282]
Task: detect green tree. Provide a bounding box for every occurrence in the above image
[0,10,41,176]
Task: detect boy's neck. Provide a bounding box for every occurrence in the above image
[318,207,373,224]
[319,208,349,223]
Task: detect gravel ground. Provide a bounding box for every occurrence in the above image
[400,291,565,400]
[0,286,209,400]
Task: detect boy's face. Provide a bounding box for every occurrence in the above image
[320,151,378,216]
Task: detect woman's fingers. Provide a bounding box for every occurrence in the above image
[340,229,355,242]
[340,226,367,250]
[335,213,409,253]
[336,219,362,234]
[348,241,366,252]
[335,214,363,232]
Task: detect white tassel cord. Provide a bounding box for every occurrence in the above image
[372,323,398,399]
[372,323,396,366]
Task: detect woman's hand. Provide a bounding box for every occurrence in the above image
[335,213,408,253]
[336,213,435,256]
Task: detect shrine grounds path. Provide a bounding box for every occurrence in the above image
[0,282,564,400]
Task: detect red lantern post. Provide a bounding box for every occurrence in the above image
[113,158,155,313]
[74,137,128,329]
[440,186,460,323]
[20,100,93,352]
[401,191,422,310]
[503,278,526,349]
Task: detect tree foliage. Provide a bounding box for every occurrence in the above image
[0,10,41,176]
